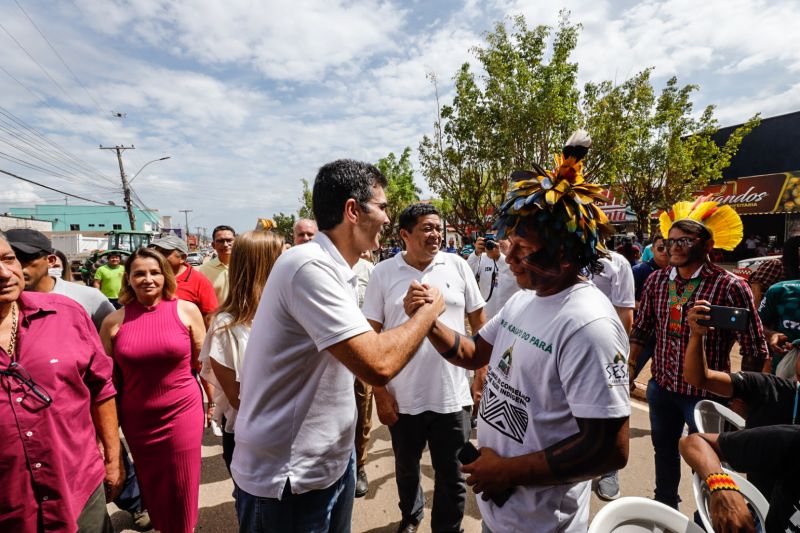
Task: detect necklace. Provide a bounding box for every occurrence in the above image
[667,277,701,338]
[5,303,18,360]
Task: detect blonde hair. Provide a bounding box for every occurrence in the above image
[215,230,284,332]
[118,248,177,305]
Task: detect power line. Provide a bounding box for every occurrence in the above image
[12,0,108,113]
[0,168,113,206]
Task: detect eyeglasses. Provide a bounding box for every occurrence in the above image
[1,361,53,406]
[667,237,700,249]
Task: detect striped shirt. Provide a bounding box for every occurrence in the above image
[633,262,769,397]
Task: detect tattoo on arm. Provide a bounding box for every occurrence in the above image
[544,418,627,483]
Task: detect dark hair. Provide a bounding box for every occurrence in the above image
[670,219,712,241]
[312,159,388,231]
[650,234,666,246]
[212,225,236,241]
[398,203,439,233]
[53,249,72,281]
[783,236,800,280]
[517,217,608,275]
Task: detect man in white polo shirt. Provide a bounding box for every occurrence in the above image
[363,203,486,533]
[231,159,445,533]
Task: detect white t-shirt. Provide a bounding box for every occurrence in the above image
[589,251,635,309]
[352,258,374,308]
[51,276,115,330]
[467,252,506,302]
[483,266,522,320]
[476,282,631,532]
[231,232,373,499]
[362,252,485,414]
[199,312,250,433]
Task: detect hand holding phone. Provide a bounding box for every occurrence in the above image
[696,305,750,331]
[458,442,514,507]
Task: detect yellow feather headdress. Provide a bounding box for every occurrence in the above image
[658,196,743,251]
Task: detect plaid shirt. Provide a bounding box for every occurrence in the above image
[749,258,784,292]
[633,262,769,397]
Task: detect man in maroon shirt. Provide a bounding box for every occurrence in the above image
[629,216,768,510]
[0,232,123,532]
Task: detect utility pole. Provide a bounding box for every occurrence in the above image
[100,144,136,230]
[195,226,203,246]
[179,210,192,242]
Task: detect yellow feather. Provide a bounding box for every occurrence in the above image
[705,205,744,251]
[687,201,718,222]
[659,211,673,239]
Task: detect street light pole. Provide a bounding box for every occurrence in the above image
[129,156,171,184]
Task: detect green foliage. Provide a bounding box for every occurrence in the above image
[585,71,760,233]
[298,178,314,220]
[376,147,421,242]
[420,12,760,237]
[271,212,296,242]
[419,13,585,236]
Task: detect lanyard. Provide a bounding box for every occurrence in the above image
[667,278,701,338]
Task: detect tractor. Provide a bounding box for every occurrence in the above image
[80,230,154,285]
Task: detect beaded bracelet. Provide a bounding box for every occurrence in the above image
[705,473,740,493]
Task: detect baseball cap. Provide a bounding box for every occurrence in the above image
[150,234,189,255]
[5,228,53,255]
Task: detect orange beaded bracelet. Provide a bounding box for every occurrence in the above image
[705,473,740,493]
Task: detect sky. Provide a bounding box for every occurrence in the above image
[0,0,798,234]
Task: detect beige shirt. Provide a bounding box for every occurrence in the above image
[199,257,229,303]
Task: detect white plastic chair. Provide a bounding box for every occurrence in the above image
[693,399,745,434]
[588,496,705,533]
[692,468,769,533]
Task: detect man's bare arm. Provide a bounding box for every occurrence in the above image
[327,296,444,386]
[462,417,629,496]
[684,302,734,397]
[91,397,124,501]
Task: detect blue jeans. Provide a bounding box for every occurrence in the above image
[646,379,702,509]
[113,441,143,513]
[235,452,356,533]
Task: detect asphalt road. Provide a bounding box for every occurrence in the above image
[107,395,697,533]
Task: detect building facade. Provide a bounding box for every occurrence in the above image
[9,205,160,232]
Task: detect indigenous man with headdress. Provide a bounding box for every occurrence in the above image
[405,131,630,532]
[629,197,769,510]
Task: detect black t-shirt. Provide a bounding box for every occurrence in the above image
[719,425,800,532]
[732,371,797,428]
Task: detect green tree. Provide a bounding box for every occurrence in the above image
[271,212,296,242]
[298,178,314,220]
[584,71,760,234]
[376,147,420,243]
[419,13,586,236]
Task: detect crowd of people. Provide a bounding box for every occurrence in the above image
[0,131,798,533]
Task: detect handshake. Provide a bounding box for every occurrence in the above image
[403,280,446,318]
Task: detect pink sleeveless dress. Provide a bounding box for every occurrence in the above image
[114,299,203,533]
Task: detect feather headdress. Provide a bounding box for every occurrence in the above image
[658,196,743,251]
[493,130,613,263]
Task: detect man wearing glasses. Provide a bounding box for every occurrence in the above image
[199,225,236,302]
[629,209,768,511]
[0,232,123,532]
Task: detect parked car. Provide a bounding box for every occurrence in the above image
[186,252,205,266]
[733,254,781,281]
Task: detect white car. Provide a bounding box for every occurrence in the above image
[733,254,781,280]
[186,252,205,266]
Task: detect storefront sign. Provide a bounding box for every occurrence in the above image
[699,172,799,214]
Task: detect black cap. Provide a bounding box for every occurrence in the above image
[5,228,53,255]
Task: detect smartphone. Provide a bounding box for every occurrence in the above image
[697,305,750,331]
[457,442,514,507]
[484,233,495,241]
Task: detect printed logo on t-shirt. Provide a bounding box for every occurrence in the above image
[498,344,513,376]
[498,318,553,354]
[480,363,531,443]
[604,352,629,388]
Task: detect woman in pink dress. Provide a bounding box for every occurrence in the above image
[101,247,206,533]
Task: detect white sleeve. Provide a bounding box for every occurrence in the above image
[200,315,241,379]
[459,258,486,313]
[361,266,385,326]
[477,308,503,345]
[558,317,631,419]
[287,261,373,352]
[611,258,635,309]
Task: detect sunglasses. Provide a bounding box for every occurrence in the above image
[655,245,666,252]
[1,361,52,406]
[667,237,700,249]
